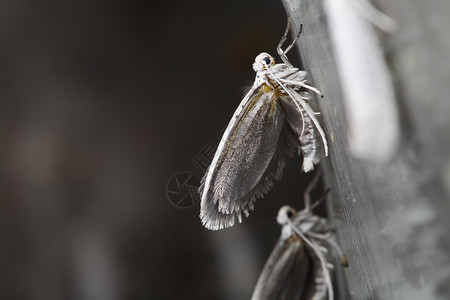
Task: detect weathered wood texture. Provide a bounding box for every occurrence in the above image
[281,0,450,299]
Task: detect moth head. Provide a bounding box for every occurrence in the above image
[253,52,275,72]
[276,205,297,225]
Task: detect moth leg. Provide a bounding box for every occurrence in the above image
[304,167,322,210]
[264,77,274,89]
[276,18,290,64]
[325,238,348,267]
[307,232,348,268]
[299,233,334,299]
[277,17,303,66]
[306,232,333,240]
[290,91,329,156]
[279,78,323,98]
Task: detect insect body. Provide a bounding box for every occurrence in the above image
[199,19,328,230]
[252,174,347,300]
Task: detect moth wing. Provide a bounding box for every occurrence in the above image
[297,214,336,300]
[302,240,331,300]
[252,237,309,300]
[200,87,298,230]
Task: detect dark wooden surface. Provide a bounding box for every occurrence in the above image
[281,0,450,299]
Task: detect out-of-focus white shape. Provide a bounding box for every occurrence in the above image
[348,0,397,33]
[324,0,400,162]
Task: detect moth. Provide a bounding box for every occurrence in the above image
[199,18,328,230]
[252,173,348,300]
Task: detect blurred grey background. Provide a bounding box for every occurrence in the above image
[0,1,319,299]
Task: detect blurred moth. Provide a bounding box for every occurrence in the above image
[199,18,328,230]
[252,173,348,300]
